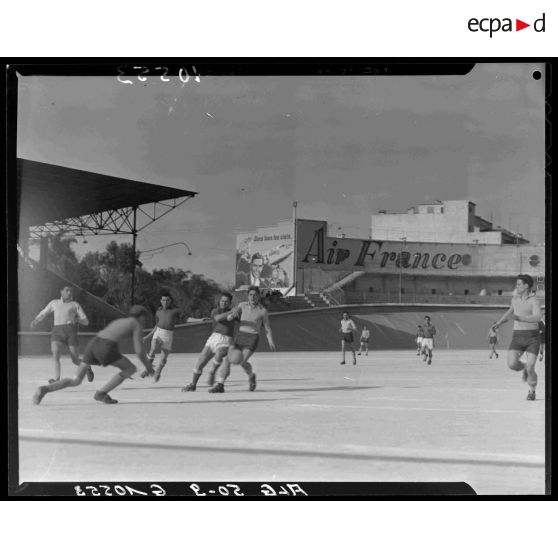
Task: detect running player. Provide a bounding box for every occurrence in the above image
[30,286,93,383]
[421,316,436,365]
[141,293,207,382]
[487,323,499,359]
[493,274,542,401]
[32,305,154,405]
[538,317,545,362]
[357,325,370,356]
[416,325,425,356]
[182,292,236,391]
[340,311,357,365]
[209,286,276,393]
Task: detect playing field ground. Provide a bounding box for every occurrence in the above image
[17,350,546,495]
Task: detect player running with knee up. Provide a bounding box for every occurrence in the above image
[340,311,357,365]
[182,292,236,391]
[32,305,154,405]
[421,316,436,365]
[30,286,93,383]
[487,323,499,359]
[141,292,207,383]
[357,325,370,356]
[209,286,276,393]
[493,274,542,401]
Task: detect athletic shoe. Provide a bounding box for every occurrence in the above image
[209,383,225,393]
[526,391,536,401]
[357,352,361,356]
[32,386,47,405]
[94,391,118,404]
[207,371,216,386]
[423,355,428,362]
[153,367,162,383]
[181,383,196,392]
[427,358,432,365]
[353,358,357,365]
[48,378,57,384]
[249,373,257,392]
[522,370,528,383]
[340,361,346,365]
[86,366,94,382]
[140,370,149,379]
[496,354,499,359]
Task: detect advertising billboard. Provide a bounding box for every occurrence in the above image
[236,220,295,294]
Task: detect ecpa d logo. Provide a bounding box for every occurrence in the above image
[468,13,545,37]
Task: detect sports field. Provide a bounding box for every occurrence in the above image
[18,350,546,495]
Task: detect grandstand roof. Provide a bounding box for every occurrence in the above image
[18,158,197,227]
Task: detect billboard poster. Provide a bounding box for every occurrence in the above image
[235,220,295,294]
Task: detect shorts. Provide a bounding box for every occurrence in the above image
[416,337,423,345]
[509,330,541,355]
[234,331,260,353]
[422,338,434,350]
[205,332,232,353]
[342,332,354,344]
[153,327,174,351]
[82,336,123,367]
[51,324,79,347]
[360,338,369,344]
[488,336,497,344]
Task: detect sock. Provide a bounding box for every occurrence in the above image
[98,372,125,394]
[191,371,202,386]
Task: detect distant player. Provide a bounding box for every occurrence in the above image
[182,292,236,391]
[493,275,542,401]
[538,318,545,362]
[141,293,207,382]
[416,325,425,356]
[32,305,155,405]
[421,316,436,365]
[340,311,357,365]
[357,325,370,356]
[30,286,93,384]
[487,324,499,359]
[209,286,276,393]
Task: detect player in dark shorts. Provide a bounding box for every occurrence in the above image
[493,275,542,401]
[421,316,436,365]
[32,306,154,405]
[30,286,93,383]
[339,311,357,365]
[487,323,499,359]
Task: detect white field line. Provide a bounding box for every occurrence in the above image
[19,427,544,466]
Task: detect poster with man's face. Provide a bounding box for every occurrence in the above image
[236,221,294,294]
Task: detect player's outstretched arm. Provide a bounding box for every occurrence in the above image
[30,301,54,328]
[494,306,514,329]
[75,303,89,326]
[263,312,276,351]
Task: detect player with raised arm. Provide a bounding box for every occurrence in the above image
[493,275,542,400]
[340,311,357,365]
[182,292,236,391]
[209,286,276,393]
[32,305,154,405]
[30,286,93,383]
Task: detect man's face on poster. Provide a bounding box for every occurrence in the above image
[251,258,263,278]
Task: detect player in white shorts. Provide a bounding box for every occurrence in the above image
[416,325,425,356]
[182,293,236,391]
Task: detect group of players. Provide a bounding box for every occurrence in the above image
[30,273,545,404]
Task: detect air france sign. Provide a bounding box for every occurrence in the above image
[296,220,473,273]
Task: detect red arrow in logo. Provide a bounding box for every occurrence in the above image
[516,19,530,31]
